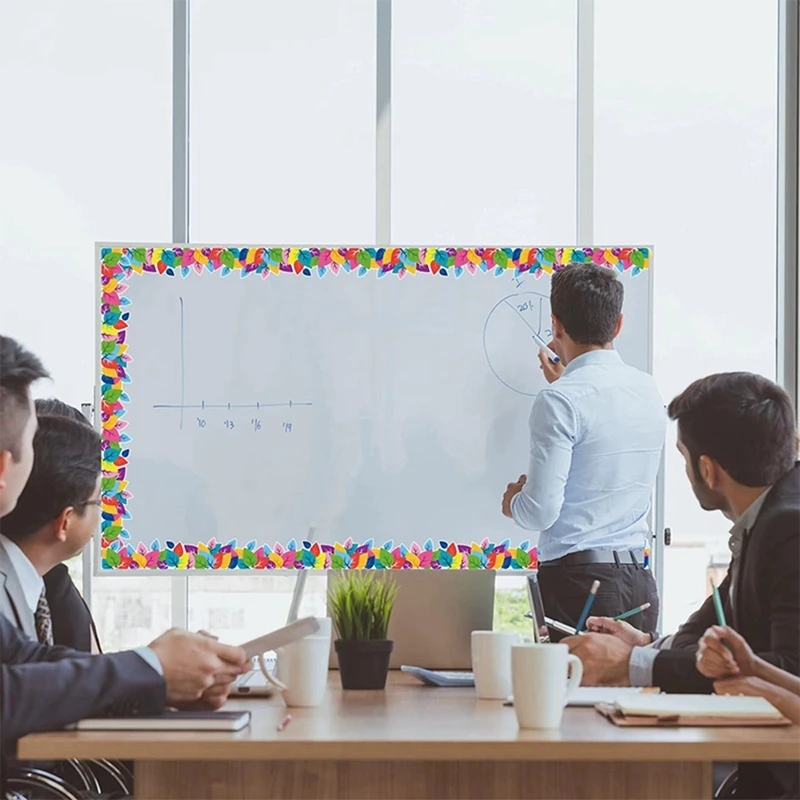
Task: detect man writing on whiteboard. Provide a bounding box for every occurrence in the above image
[501,264,666,637]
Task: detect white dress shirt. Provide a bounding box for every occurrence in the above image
[0,533,163,676]
[0,532,43,614]
[510,349,666,563]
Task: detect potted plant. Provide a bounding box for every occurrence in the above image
[329,571,398,690]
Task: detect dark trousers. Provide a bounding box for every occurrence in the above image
[538,560,659,640]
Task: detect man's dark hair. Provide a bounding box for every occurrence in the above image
[550,264,624,345]
[0,335,49,460]
[0,415,101,540]
[35,398,88,425]
[668,372,798,487]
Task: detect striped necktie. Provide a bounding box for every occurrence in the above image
[35,588,54,646]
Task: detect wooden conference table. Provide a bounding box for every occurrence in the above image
[19,673,800,800]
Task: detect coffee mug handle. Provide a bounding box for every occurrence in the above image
[258,652,288,691]
[565,654,583,700]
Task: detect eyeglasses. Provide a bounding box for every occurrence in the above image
[76,498,102,509]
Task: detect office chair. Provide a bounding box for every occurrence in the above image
[714,767,739,798]
[5,767,84,800]
[84,759,132,795]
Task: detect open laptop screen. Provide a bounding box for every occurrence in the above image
[526,573,550,643]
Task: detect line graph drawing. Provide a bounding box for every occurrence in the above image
[153,297,312,428]
[483,291,553,397]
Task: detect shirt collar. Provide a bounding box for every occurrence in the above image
[562,348,622,376]
[0,534,44,615]
[729,488,772,539]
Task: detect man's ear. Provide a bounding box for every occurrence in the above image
[0,450,10,490]
[613,314,623,340]
[53,508,72,544]
[697,455,721,489]
[551,315,565,339]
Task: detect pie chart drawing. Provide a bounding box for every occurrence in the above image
[483,291,553,397]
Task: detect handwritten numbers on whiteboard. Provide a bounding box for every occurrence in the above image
[283,422,293,434]
[197,418,206,428]
[251,418,262,432]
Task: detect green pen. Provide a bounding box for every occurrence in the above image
[712,584,734,654]
[612,602,651,622]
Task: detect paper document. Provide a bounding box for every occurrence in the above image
[567,686,649,707]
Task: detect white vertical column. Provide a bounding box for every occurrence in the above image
[376,0,392,245]
[777,0,799,412]
[171,0,191,629]
[576,0,594,245]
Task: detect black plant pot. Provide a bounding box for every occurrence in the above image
[334,639,394,690]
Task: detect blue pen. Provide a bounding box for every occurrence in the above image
[532,330,559,363]
[574,580,601,632]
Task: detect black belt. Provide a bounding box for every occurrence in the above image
[542,549,645,567]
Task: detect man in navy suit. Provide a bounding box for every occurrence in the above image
[0,335,248,744]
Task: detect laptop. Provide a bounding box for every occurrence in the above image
[328,569,495,670]
[231,573,310,697]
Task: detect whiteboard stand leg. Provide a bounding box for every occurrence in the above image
[172,575,189,629]
[287,570,308,623]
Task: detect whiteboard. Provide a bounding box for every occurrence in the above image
[97,245,652,572]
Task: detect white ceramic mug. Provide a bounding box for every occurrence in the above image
[262,617,332,707]
[511,643,583,729]
[471,631,518,700]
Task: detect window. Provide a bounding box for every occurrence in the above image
[187,0,376,639]
[2,0,790,648]
[594,0,779,631]
[0,0,173,651]
[392,0,577,243]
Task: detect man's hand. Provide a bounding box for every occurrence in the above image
[148,628,248,708]
[585,616,651,648]
[502,475,526,518]
[537,346,564,384]
[563,632,633,686]
[696,625,755,679]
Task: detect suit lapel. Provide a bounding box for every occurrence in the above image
[0,539,38,641]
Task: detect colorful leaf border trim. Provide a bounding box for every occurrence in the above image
[99,245,650,571]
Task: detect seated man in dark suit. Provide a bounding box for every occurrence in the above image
[0,336,248,746]
[0,413,101,649]
[564,372,799,799]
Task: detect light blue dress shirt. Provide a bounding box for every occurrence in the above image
[510,350,666,563]
[135,647,164,676]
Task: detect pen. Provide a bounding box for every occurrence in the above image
[277,713,293,733]
[711,584,734,654]
[613,602,651,622]
[531,330,559,363]
[544,616,580,636]
[574,580,601,632]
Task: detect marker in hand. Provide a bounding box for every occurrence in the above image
[532,331,559,363]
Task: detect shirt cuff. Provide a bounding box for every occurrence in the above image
[629,645,659,686]
[134,646,164,677]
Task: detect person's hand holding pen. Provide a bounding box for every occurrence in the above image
[536,339,564,384]
[585,616,652,648]
[696,625,757,679]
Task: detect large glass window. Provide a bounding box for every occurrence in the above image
[595,0,779,631]
[0,0,787,646]
[0,0,174,651]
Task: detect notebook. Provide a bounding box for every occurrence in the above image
[597,694,790,727]
[71,710,251,732]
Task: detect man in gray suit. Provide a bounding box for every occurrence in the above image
[0,335,248,744]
